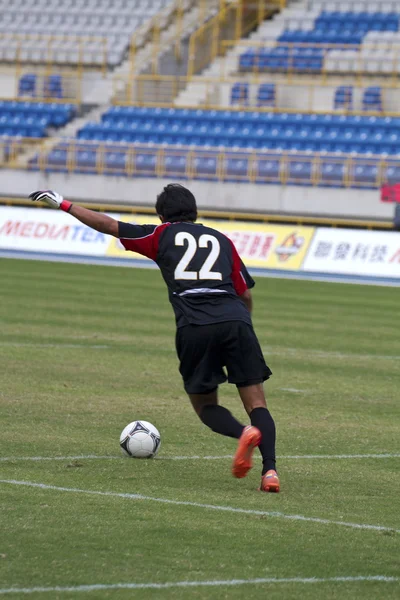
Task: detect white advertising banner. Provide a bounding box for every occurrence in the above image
[303,228,400,278]
[0,206,108,255]
[1,206,400,281]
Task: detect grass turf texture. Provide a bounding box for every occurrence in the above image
[0,258,399,600]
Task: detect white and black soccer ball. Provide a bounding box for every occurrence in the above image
[119,420,161,458]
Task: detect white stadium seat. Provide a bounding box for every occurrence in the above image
[0,0,174,66]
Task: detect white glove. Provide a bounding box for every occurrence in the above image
[29,190,64,209]
[29,190,72,213]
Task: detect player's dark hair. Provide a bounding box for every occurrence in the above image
[156,184,197,223]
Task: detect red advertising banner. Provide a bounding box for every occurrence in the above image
[381,184,400,203]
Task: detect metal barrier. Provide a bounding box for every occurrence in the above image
[6,68,83,104]
[0,34,109,76]
[187,0,285,78]
[221,39,400,85]
[128,0,218,77]
[111,73,400,116]
[0,138,397,191]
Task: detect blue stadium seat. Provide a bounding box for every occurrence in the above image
[351,163,378,186]
[76,149,97,173]
[0,100,74,139]
[288,160,313,184]
[239,49,256,69]
[47,147,68,167]
[386,165,400,184]
[18,74,37,98]
[135,153,157,175]
[164,155,187,176]
[257,85,276,107]
[45,75,63,99]
[231,83,249,106]
[334,86,353,111]
[105,151,127,174]
[236,11,400,77]
[224,155,249,181]
[78,107,400,156]
[30,103,400,190]
[319,161,346,186]
[193,155,218,179]
[256,158,280,182]
[363,87,383,112]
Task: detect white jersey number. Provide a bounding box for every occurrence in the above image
[174,232,222,281]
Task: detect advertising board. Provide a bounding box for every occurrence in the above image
[107,215,315,271]
[0,207,107,255]
[2,207,399,281]
[303,228,400,278]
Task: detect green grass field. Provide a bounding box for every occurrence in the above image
[0,258,399,600]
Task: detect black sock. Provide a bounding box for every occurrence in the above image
[199,405,245,439]
[250,407,276,474]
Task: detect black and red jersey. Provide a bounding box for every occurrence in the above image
[118,220,255,328]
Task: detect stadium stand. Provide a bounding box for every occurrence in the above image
[1,0,400,201]
[72,107,400,156]
[238,0,400,75]
[0,0,174,66]
[24,103,399,188]
[0,101,76,137]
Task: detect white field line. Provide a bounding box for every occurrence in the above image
[0,453,399,463]
[0,576,398,595]
[1,479,399,534]
[263,346,400,361]
[1,453,399,463]
[0,342,109,349]
[1,342,399,362]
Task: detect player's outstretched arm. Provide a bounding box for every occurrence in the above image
[29,190,119,237]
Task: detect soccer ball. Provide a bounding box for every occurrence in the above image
[119,420,161,458]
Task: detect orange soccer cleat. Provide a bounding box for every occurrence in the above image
[259,469,280,493]
[232,426,262,479]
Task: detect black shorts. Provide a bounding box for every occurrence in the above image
[175,320,272,395]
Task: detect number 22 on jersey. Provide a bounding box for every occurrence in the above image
[174,232,222,281]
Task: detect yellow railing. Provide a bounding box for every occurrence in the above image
[112,73,400,116]
[1,68,83,104]
[187,0,283,78]
[128,0,214,77]
[0,34,109,77]
[220,39,400,85]
[1,138,397,191]
[0,196,389,230]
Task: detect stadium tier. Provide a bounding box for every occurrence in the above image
[240,1,400,74]
[24,108,400,188]
[0,0,173,66]
[0,0,399,199]
[29,141,400,189]
[0,101,76,137]
[75,107,400,154]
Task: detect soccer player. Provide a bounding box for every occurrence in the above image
[29,185,280,492]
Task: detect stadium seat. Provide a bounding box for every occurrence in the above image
[0,100,75,138]
[362,87,383,111]
[73,107,400,157]
[231,83,250,107]
[0,0,174,66]
[334,86,353,111]
[257,84,276,108]
[18,74,37,98]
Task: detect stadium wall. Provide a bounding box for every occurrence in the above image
[0,169,393,221]
[219,83,400,113]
